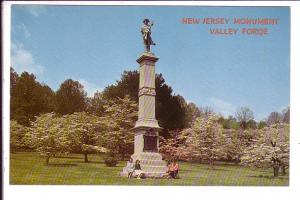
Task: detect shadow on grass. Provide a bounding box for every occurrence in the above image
[203,168,229,172]
[54,156,82,160]
[89,161,106,164]
[47,163,77,167]
[74,160,105,164]
[248,175,286,179]
[180,169,194,172]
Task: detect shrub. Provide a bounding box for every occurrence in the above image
[105,156,118,167]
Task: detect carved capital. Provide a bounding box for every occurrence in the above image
[136,53,159,64]
[138,87,156,96]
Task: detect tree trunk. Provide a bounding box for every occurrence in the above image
[45,156,50,165]
[84,153,88,163]
[273,166,279,177]
[281,165,286,175]
[209,158,214,169]
[121,153,125,161]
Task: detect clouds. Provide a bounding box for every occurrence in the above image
[209,97,236,117]
[12,22,31,39]
[78,79,103,97]
[10,41,101,97]
[27,5,47,17]
[11,42,45,75]
[17,23,31,38]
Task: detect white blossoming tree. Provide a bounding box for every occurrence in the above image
[27,113,72,165]
[186,114,227,168]
[241,123,289,177]
[10,120,29,152]
[101,95,138,160]
[27,112,109,165]
[62,112,108,163]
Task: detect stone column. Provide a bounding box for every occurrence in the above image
[134,52,160,153]
[121,52,167,178]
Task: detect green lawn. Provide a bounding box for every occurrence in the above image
[10,152,289,186]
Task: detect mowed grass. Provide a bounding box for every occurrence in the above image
[10,152,289,186]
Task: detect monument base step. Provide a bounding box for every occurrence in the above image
[120,152,168,178]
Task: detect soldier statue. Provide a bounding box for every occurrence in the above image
[141,18,156,52]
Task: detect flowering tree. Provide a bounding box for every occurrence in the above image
[10,120,29,152]
[241,123,289,177]
[27,113,72,165]
[27,112,108,164]
[101,95,138,160]
[186,114,226,167]
[159,130,193,161]
[221,129,244,162]
[62,112,108,162]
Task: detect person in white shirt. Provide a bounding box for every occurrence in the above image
[126,158,135,178]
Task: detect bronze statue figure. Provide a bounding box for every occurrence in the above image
[141,18,156,52]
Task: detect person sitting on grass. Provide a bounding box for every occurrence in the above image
[126,158,135,178]
[167,159,174,179]
[168,159,179,179]
[133,160,144,179]
[172,160,179,178]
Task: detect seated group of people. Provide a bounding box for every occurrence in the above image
[126,158,144,179]
[126,158,179,179]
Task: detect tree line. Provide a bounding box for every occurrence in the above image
[11,67,289,130]
[10,68,190,131]
[10,67,290,176]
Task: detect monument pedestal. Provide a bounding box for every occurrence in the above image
[120,127,167,178]
[120,52,167,178]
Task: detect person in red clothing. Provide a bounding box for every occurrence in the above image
[173,160,179,178]
[168,159,179,179]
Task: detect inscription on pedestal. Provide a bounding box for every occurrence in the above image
[143,128,158,152]
[143,135,158,152]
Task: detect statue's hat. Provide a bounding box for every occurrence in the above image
[143,18,150,23]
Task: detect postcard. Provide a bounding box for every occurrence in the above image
[2,1,299,200]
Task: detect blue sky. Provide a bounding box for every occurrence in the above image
[11,5,290,121]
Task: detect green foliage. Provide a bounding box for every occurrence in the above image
[86,91,106,116]
[258,121,267,129]
[221,129,244,162]
[102,70,189,132]
[185,103,201,127]
[10,120,29,152]
[159,94,188,130]
[219,115,239,130]
[104,156,118,167]
[10,70,55,126]
[102,70,140,102]
[10,68,290,175]
[247,119,257,129]
[235,107,254,129]
[55,79,87,115]
[101,95,138,159]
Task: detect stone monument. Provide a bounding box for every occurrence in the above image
[121,19,167,177]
